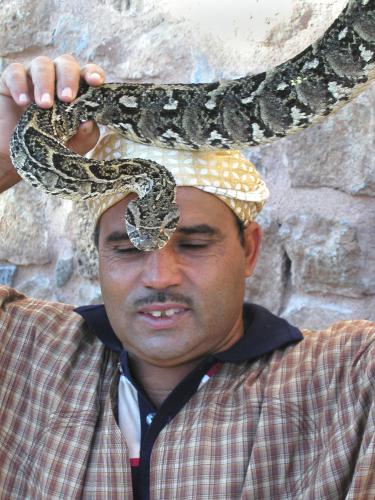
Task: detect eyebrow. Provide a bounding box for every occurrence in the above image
[104,224,221,245]
[176,224,221,237]
[104,231,130,244]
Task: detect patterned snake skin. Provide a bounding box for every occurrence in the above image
[9,0,375,250]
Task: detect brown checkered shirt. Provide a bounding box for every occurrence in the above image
[1,286,374,499]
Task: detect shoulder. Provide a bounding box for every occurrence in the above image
[230,319,375,411]
[301,319,375,364]
[229,318,375,391]
[0,285,102,365]
[0,286,109,413]
[0,288,114,473]
[0,284,75,316]
[268,319,375,390]
[0,284,81,336]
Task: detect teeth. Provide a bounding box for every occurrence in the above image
[148,309,181,318]
[165,308,179,317]
[150,311,162,317]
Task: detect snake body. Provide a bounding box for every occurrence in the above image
[10,0,375,249]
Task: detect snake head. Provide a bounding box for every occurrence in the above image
[125,199,180,251]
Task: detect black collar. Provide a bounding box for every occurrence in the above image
[75,303,303,363]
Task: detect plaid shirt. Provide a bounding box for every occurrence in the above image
[1,285,374,499]
[75,299,303,500]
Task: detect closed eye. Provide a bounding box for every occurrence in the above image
[179,242,210,249]
[114,246,141,254]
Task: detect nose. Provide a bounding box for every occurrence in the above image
[141,246,182,289]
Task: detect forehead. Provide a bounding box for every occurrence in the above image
[99,186,237,233]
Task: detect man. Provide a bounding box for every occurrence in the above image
[0,55,374,499]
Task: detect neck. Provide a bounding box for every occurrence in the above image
[129,356,203,409]
[128,315,245,409]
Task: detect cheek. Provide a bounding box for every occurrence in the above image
[203,249,246,289]
[98,255,136,303]
[191,254,246,319]
[204,255,247,319]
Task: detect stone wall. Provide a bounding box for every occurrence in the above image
[0,0,373,329]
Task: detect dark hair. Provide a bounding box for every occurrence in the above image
[93,223,100,248]
[235,216,246,246]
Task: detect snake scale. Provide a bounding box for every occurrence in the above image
[9,0,375,250]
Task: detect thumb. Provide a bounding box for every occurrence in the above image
[65,120,100,155]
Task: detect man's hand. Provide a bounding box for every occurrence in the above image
[0,54,105,193]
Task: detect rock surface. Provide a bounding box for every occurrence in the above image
[286,86,375,197]
[0,182,51,265]
[0,264,17,286]
[17,275,53,301]
[280,214,374,298]
[282,296,362,330]
[55,257,75,288]
[245,212,287,313]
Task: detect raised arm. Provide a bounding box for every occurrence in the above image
[0,54,105,193]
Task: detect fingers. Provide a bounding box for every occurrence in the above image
[81,63,105,87]
[0,55,105,161]
[29,56,55,108]
[54,58,105,102]
[0,63,31,106]
[0,54,105,109]
[65,120,100,155]
[54,54,82,102]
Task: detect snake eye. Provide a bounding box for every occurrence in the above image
[125,198,179,251]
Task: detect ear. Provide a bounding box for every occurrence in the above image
[243,222,262,277]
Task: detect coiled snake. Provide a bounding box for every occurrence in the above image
[9,0,375,250]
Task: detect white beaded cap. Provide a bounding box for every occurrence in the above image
[86,133,269,224]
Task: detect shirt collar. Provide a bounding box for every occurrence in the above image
[75,302,302,363]
[215,303,302,362]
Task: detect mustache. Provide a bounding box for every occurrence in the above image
[133,291,193,308]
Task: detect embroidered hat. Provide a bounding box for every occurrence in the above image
[86,132,269,227]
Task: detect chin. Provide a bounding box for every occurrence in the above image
[132,343,202,367]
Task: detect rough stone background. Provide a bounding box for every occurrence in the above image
[0,0,374,329]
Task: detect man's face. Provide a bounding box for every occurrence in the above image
[98,187,261,368]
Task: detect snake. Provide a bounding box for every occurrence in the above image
[9,0,375,250]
